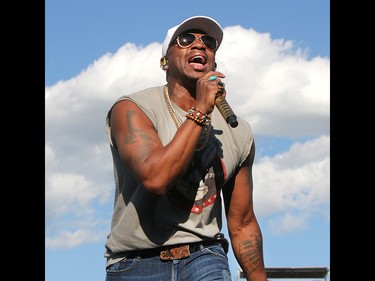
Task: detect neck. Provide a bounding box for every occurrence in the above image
[166,83,197,111]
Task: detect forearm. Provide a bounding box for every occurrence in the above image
[230,222,267,281]
[133,118,204,194]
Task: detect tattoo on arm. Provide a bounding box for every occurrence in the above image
[123,110,150,142]
[239,234,263,274]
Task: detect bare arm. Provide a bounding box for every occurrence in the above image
[223,143,267,281]
[109,99,203,196]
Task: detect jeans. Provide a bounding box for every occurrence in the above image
[105,244,231,281]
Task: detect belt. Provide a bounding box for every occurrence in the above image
[126,240,225,260]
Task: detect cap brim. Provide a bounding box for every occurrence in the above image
[162,16,223,56]
[171,16,223,48]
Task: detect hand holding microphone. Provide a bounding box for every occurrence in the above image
[208,76,238,128]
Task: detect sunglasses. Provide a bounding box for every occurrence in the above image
[175,33,218,51]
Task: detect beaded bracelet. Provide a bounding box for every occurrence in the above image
[186,107,211,126]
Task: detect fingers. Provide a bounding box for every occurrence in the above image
[216,81,226,97]
[195,73,227,114]
[207,75,226,98]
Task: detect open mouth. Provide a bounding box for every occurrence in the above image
[188,55,207,65]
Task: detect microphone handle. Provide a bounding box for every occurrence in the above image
[215,97,238,128]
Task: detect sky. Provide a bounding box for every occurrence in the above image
[45,1,330,281]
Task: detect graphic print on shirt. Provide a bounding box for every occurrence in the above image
[166,135,225,213]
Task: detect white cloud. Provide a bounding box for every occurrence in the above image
[253,135,330,234]
[46,172,99,220]
[217,26,330,137]
[45,227,106,249]
[45,25,330,249]
[268,212,310,235]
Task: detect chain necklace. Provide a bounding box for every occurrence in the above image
[163,85,211,151]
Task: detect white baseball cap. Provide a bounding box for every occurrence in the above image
[161,16,223,57]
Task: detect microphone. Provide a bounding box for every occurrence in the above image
[214,82,238,128]
[215,96,238,128]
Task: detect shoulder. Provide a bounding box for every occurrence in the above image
[235,116,253,139]
[107,85,165,118]
[118,85,164,104]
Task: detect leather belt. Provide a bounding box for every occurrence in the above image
[127,240,225,260]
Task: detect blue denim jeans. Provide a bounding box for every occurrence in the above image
[105,244,231,281]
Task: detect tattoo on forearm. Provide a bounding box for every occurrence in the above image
[239,234,263,274]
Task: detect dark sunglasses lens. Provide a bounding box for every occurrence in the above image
[179,34,196,46]
[201,36,217,50]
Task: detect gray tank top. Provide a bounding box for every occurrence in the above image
[104,85,253,266]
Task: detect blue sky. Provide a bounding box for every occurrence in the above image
[45,1,330,280]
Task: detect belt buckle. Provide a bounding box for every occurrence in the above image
[160,244,190,261]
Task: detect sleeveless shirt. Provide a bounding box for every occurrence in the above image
[104,85,253,266]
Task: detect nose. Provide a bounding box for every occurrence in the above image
[191,35,205,48]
